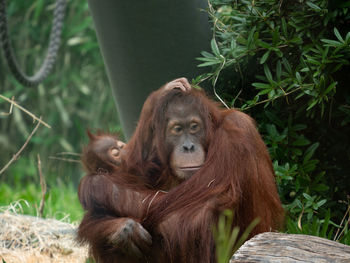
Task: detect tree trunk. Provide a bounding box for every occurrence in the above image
[231,232,350,263]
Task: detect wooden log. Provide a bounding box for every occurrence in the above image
[231,232,350,263]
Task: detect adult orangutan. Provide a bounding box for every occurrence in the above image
[77,78,284,263]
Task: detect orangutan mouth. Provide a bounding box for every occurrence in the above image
[178,166,202,171]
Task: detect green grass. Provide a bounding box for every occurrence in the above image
[0,182,83,222]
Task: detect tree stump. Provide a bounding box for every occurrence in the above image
[231,232,350,263]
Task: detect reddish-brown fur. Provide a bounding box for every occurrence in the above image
[77,81,284,263]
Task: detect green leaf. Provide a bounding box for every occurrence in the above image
[320,210,331,237]
[252,82,271,89]
[282,57,292,74]
[296,199,303,208]
[247,26,256,48]
[317,199,327,207]
[324,82,337,95]
[197,57,215,62]
[260,50,270,64]
[307,212,313,220]
[304,142,320,163]
[232,15,246,23]
[305,57,322,65]
[268,89,276,99]
[321,39,343,47]
[312,184,329,192]
[272,28,280,45]
[346,32,350,43]
[292,136,311,146]
[198,60,222,67]
[303,193,312,201]
[275,49,283,58]
[258,40,271,49]
[334,28,345,43]
[276,60,282,81]
[300,67,310,72]
[282,18,288,37]
[293,124,307,131]
[258,89,272,95]
[265,111,284,127]
[306,1,321,11]
[307,99,318,111]
[290,37,303,44]
[33,0,45,23]
[295,72,302,83]
[211,39,221,57]
[54,97,70,126]
[264,64,273,83]
[200,50,215,58]
[236,36,247,45]
[266,124,278,137]
[321,46,329,61]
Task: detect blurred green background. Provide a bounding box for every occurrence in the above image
[0,0,120,221]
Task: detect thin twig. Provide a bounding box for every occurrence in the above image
[231,89,243,108]
[48,156,81,163]
[243,86,303,111]
[0,119,42,175]
[142,194,151,204]
[144,190,167,218]
[207,179,215,187]
[56,152,82,156]
[37,154,47,218]
[334,204,350,241]
[207,0,229,109]
[279,0,284,13]
[297,206,304,231]
[0,94,51,128]
[213,59,230,109]
[0,96,14,115]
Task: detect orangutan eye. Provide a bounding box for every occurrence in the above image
[171,125,183,135]
[110,147,119,157]
[190,122,200,133]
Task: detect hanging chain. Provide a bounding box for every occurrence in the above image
[0,0,66,86]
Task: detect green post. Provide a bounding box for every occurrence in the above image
[87,0,211,139]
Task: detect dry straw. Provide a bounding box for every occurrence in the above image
[0,202,88,263]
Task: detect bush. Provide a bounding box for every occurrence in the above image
[198,0,350,242]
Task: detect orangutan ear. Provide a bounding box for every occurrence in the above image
[86,130,96,140]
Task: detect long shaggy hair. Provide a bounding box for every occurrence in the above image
[78,87,284,263]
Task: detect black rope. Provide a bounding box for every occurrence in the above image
[0,0,66,86]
